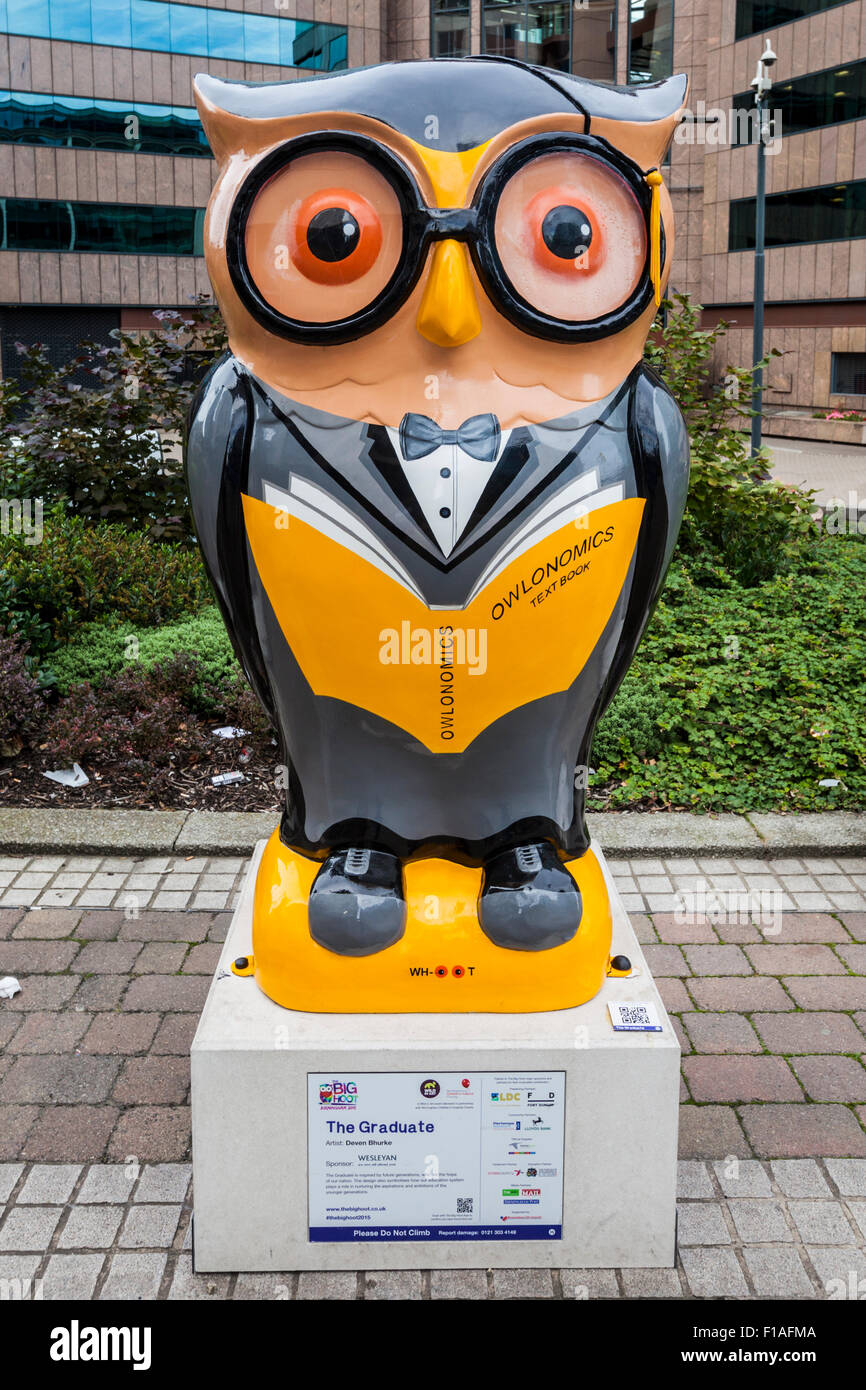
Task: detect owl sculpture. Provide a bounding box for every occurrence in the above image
[187,58,690,1013]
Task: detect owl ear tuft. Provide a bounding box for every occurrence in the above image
[635,73,690,168]
[584,73,690,173]
[194,74,252,167]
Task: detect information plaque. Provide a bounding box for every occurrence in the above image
[308,1071,565,1242]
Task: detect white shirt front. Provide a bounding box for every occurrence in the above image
[387,427,512,557]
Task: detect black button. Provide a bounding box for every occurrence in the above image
[440,467,451,478]
[439,507,451,518]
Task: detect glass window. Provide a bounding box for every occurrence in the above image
[290,21,333,68]
[91,0,131,47]
[736,1,849,42]
[168,1,207,58]
[832,352,866,395]
[328,31,348,69]
[48,0,91,44]
[3,198,74,250]
[525,2,570,70]
[0,0,347,70]
[433,9,470,57]
[0,90,212,158]
[7,0,50,38]
[732,60,866,143]
[207,9,245,59]
[729,181,866,251]
[572,0,616,84]
[629,1,672,83]
[482,2,571,71]
[0,198,203,255]
[243,13,278,65]
[130,0,170,52]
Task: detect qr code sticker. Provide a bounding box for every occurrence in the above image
[609,1000,662,1031]
[620,1005,651,1025]
[456,1197,473,1214]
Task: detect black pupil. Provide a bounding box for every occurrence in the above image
[306,207,360,262]
[541,205,593,260]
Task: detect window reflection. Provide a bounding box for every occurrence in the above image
[733,60,866,142]
[736,0,848,43]
[483,1,570,72]
[0,197,204,255]
[629,0,673,84]
[0,90,211,158]
[730,181,866,250]
[0,0,347,70]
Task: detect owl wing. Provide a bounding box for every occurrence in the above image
[185,354,277,723]
[587,362,690,729]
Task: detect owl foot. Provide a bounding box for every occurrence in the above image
[308,848,407,957]
[478,842,582,952]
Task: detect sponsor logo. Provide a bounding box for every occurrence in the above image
[319,1080,357,1109]
[490,1091,521,1103]
[420,1079,440,1099]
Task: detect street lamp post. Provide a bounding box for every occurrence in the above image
[750,41,776,459]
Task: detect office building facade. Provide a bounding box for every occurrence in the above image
[1,1,865,424]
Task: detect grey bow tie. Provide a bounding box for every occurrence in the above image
[399,412,501,463]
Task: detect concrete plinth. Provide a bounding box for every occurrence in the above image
[191,843,679,1271]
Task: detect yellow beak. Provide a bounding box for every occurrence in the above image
[416,240,482,348]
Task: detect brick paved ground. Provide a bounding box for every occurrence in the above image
[2,851,866,1299]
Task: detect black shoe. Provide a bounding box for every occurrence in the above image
[478,842,582,952]
[308,848,406,957]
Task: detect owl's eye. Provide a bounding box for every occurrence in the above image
[290,188,383,284]
[527,188,597,273]
[241,150,403,323]
[493,151,646,323]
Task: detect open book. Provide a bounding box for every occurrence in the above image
[261,470,626,612]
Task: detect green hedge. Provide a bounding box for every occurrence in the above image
[0,510,212,659]
[49,605,238,707]
[590,534,866,811]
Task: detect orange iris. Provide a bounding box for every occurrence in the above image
[526,185,601,276]
[289,188,383,285]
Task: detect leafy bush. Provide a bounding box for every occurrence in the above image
[646,292,817,585]
[591,671,665,767]
[50,606,238,699]
[41,652,272,781]
[0,302,227,540]
[0,635,44,755]
[0,511,212,658]
[592,533,866,811]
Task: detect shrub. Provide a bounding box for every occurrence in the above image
[50,606,238,700]
[645,292,817,585]
[0,303,227,540]
[591,671,665,768]
[41,680,191,766]
[0,511,212,659]
[591,533,866,811]
[0,635,44,754]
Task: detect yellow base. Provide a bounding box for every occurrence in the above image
[249,829,613,1014]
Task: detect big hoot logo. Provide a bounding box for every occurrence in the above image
[186,58,690,1010]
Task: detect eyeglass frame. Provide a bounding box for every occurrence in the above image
[225,128,665,347]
